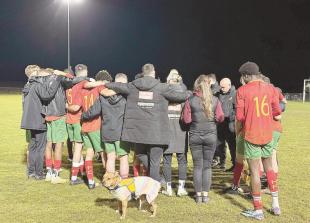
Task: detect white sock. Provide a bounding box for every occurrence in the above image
[202,191,208,197]
[89,180,95,185]
[271,191,279,208]
[166,182,172,190]
[178,180,185,189]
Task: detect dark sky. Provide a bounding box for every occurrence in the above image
[1,0,310,92]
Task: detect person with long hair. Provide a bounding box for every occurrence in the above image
[182,74,224,203]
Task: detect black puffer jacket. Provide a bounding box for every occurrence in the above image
[105,76,188,145]
[43,76,89,117]
[82,94,127,142]
[21,75,63,130]
[215,86,236,132]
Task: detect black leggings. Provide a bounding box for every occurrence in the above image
[190,132,217,193]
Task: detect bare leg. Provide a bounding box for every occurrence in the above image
[45,141,53,161]
[120,200,128,220]
[54,142,63,162]
[119,155,129,178]
[106,152,116,173]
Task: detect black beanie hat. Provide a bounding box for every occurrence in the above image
[239,62,260,76]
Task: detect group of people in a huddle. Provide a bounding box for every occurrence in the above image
[21,61,286,221]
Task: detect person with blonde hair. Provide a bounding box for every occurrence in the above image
[162,69,188,196]
[182,74,224,203]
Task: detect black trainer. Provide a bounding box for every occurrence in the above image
[70,178,84,185]
[226,186,240,195]
[88,183,96,190]
[202,196,209,203]
[195,196,202,203]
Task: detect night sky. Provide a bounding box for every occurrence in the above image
[1,0,310,92]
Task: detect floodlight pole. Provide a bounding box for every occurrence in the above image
[67,0,71,70]
[303,79,306,103]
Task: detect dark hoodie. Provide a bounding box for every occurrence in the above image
[105,76,187,145]
[81,94,127,142]
[21,75,63,130]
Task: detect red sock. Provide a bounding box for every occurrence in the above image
[85,160,93,181]
[133,165,140,177]
[79,163,85,175]
[266,170,278,192]
[45,159,53,169]
[54,160,62,172]
[71,162,79,179]
[252,192,263,210]
[232,162,243,186]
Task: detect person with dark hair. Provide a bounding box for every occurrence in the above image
[207,73,221,95]
[103,63,188,182]
[82,73,129,179]
[161,69,188,197]
[237,62,282,220]
[182,74,224,203]
[68,69,112,189]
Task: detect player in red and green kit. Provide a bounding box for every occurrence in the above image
[66,64,89,185]
[236,62,282,220]
[69,70,112,189]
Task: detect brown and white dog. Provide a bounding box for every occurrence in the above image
[102,172,160,220]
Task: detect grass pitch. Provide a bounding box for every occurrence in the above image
[0,94,309,223]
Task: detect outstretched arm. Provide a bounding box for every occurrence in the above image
[35,75,63,101]
[105,82,130,95]
[81,99,101,121]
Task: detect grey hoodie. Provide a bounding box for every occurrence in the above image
[105,76,187,145]
[82,94,127,142]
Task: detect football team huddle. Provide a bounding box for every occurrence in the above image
[21,61,286,220]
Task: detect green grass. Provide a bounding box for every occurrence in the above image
[0,94,309,223]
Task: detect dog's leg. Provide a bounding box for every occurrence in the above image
[120,199,128,220]
[150,202,157,218]
[139,195,147,212]
[117,201,122,214]
[138,198,142,211]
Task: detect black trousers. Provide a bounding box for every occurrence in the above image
[216,120,236,166]
[135,143,165,182]
[163,153,187,182]
[28,130,47,177]
[189,132,217,192]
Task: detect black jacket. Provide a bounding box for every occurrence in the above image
[215,86,236,132]
[21,75,63,131]
[187,95,219,134]
[82,94,127,142]
[43,76,88,117]
[105,76,188,145]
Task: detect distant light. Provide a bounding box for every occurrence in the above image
[62,0,84,4]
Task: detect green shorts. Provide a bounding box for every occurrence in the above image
[244,139,274,160]
[272,131,281,150]
[104,141,130,156]
[47,118,68,143]
[67,123,82,143]
[26,130,31,143]
[82,131,103,153]
[236,135,245,156]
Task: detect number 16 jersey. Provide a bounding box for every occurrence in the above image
[236,80,281,145]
